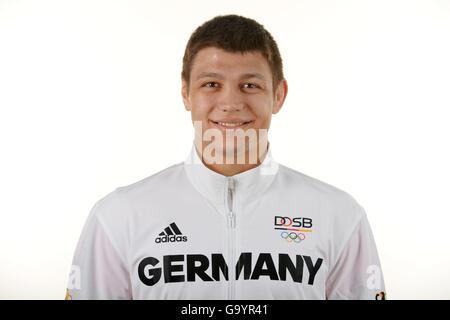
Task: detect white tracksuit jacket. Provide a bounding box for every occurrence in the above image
[66,143,386,300]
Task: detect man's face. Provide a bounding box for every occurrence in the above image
[182,46,287,162]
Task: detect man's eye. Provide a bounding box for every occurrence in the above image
[204,82,218,88]
[243,83,258,89]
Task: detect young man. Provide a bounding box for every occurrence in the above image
[66,14,386,300]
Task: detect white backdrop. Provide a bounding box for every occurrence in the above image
[1,0,449,299]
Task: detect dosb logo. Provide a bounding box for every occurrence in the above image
[274,216,313,244]
[274,216,313,228]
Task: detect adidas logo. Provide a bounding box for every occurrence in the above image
[155,222,187,243]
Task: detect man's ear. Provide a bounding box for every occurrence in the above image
[272,79,288,115]
[182,79,191,111]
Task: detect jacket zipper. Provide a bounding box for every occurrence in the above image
[226,177,236,300]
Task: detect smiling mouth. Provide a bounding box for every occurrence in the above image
[209,120,253,129]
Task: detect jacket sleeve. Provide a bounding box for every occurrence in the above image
[65,196,132,300]
[325,210,386,300]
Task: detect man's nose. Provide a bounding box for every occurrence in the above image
[216,87,246,112]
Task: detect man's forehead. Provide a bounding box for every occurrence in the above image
[191,47,271,80]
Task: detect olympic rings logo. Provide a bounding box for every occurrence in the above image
[281,231,306,243]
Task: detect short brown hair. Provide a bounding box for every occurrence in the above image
[182,14,284,93]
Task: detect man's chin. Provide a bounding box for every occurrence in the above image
[195,135,267,165]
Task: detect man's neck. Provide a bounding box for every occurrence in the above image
[203,161,261,177]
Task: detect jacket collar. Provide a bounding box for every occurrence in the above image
[183,141,279,212]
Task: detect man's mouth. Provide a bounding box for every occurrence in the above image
[209,120,253,129]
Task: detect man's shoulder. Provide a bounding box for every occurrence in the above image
[277,164,365,217]
[90,162,185,218]
[116,162,185,195]
[278,164,354,198]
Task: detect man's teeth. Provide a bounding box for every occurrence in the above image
[216,122,248,127]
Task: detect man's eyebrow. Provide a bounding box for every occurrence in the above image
[240,73,267,81]
[196,72,225,80]
[196,72,267,81]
